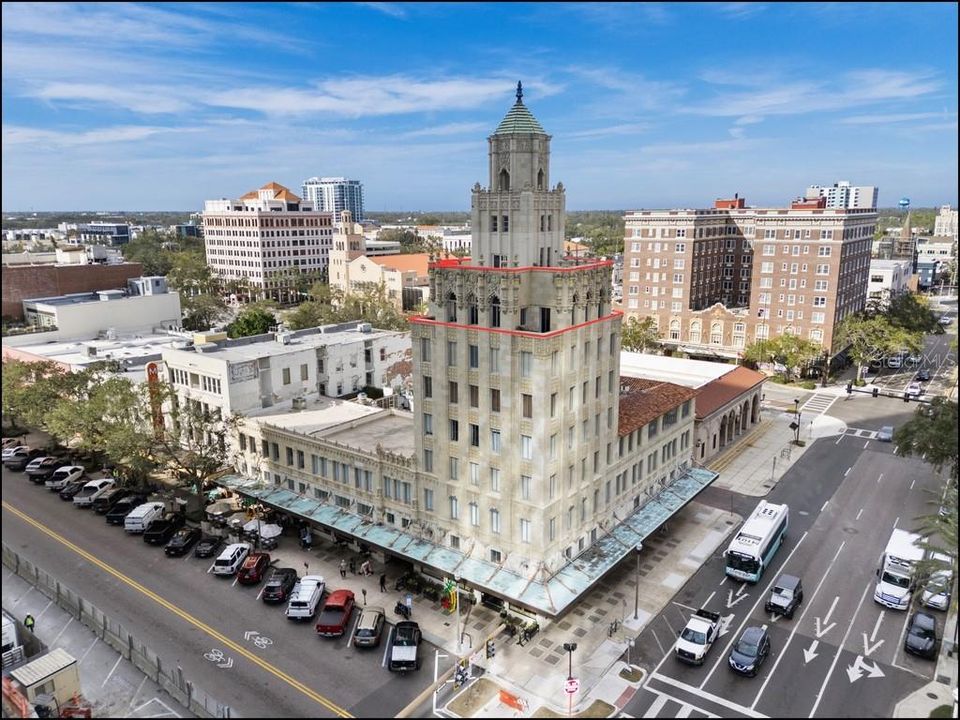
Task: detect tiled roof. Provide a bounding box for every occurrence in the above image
[693,365,766,419]
[240,181,301,203]
[370,253,431,277]
[493,101,546,135]
[617,377,697,437]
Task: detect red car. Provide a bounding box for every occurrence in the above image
[236,552,271,585]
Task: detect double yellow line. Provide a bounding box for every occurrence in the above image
[2,501,352,718]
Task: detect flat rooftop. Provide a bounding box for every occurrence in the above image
[619,351,735,389]
[323,412,416,457]
[2,332,184,375]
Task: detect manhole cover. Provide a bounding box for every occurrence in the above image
[843,526,859,535]
[926,692,939,700]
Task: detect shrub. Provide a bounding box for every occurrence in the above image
[800,381,816,390]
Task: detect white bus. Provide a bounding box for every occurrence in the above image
[724,501,789,583]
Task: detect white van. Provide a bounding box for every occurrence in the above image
[124,502,166,534]
[73,478,116,507]
[212,543,252,576]
[285,575,325,620]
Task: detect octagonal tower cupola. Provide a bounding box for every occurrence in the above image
[471,82,566,268]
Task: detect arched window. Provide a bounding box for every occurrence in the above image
[499,169,510,191]
[446,292,457,322]
[669,319,680,340]
[467,294,478,325]
[710,322,723,344]
[689,320,701,344]
[585,291,593,321]
[572,293,579,324]
[537,168,544,190]
[489,295,501,328]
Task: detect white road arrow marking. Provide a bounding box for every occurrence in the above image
[860,658,884,678]
[244,630,260,640]
[846,655,885,683]
[803,640,820,663]
[846,656,865,683]
[726,588,749,608]
[870,611,884,642]
[815,596,839,638]
[217,657,233,669]
[863,611,886,656]
[718,613,735,638]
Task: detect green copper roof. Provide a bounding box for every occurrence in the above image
[493,100,546,135]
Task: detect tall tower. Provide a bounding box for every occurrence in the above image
[410,84,624,575]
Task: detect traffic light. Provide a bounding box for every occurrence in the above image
[872,387,879,398]
[486,639,496,659]
[846,382,853,394]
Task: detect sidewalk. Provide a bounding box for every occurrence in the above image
[2,567,192,718]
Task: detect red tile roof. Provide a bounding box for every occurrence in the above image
[693,365,766,419]
[617,377,697,437]
[371,253,431,277]
[240,181,301,203]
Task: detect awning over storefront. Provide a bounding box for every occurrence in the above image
[217,466,719,617]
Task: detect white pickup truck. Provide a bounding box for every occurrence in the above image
[675,609,722,665]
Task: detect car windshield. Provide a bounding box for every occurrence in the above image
[882,571,911,589]
[773,586,793,599]
[736,636,760,656]
[910,622,935,640]
[356,628,373,637]
[395,628,417,646]
[680,628,706,644]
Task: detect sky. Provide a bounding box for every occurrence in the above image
[1,2,957,212]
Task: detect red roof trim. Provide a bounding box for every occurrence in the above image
[411,310,623,339]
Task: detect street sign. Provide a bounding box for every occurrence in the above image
[564,677,579,695]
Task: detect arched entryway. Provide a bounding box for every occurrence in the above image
[751,393,760,423]
[719,415,728,447]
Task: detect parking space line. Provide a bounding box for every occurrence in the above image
[35,599,54,620]
[128,676,148,713]
[50,616,73,646]
[77,637,98,664]
[102,654,123,687]
[381,627,393,667]
[12,586,33,606]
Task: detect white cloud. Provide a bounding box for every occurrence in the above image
[562,123,649,139]
[713,3,768,19]
[34,83,190,114]
[402,122,489,138]
[2,124,178,149]
[839,112,952,124]
[355,2,407,18]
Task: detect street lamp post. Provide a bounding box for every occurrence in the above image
[454,574,461,655]
[633,543,643,620]
[562,642,577,718]
[793,398,801,444]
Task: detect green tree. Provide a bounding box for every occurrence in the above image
[912,480,958,612]
[835,314,920,381]
[227,306,277,338]
[378,228,427,253]
[743,334,822,381]
[869,293,940,334]
[894,398,959,480]
[285,300,332,331]
[181,294,227,332]
[620,316,661,352]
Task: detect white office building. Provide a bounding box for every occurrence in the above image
[301,177,364,221]
[867,259,913,306]
[934,204,958,240]
[805,181,878,210]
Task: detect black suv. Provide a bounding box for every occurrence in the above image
[93,488,127,514]
[144,514,186,545]
[58,480,86,501]
[262,568,299,604]
[904,611,938,660]
[765,574,803,619]
[164,526,202,557]
[728,626,771,677]
[194,535,224,559]
[105,495,147,525]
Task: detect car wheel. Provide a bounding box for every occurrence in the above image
[786,609,794,620]
[415,660,420,670]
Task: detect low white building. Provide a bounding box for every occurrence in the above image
[867,259,913,306]
[916,237,956,263]
[21,277,181,341]
[160,322,413,419]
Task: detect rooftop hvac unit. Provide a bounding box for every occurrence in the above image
[358,323,372,333]
[277,332,292,345]
[292,396,307,410]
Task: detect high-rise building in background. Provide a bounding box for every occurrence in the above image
[301,177,364,221]
[622,195,876,360]
[934,204,958,240]
[202,182,334,302]
[804,181,878,210]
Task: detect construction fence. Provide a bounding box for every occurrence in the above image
[2,543,233,718]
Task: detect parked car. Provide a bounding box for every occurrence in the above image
[58,479,86,501]
[728,626,771,677]
[194,535,224,559]
[236,552,272,585]
[92,487,127,514]
[212,543,252,576]
[105,495,148,525]
[262,568,299,604]
[45,465,85,491]
[5,448,45,471]
[904,611,938,660]
[886,355,904,369]
[285,576,325,620]
[876,426,894,442]
[73,478,116,507]
[907,354,922,366]
[764,574,803,619]
[921,553,953,611]
[124,502,166,533]
[939,314,953,326]
[2,438,22,451]
[164,526,202,557]
[906,382,923,398]
[2,445,29,461]
[353,606,386,648]
[388,621,422,671]
[143,513,186,545]
[26,456,64,482]
[316,589,356,637]
[916,369,931,382]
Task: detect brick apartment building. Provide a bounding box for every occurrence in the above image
[1,262,144,320]
[622,195,876,360]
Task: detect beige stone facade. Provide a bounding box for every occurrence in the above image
[622,199,876,359]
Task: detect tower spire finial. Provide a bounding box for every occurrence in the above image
[516,80,523,103]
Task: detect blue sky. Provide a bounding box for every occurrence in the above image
[2,2,957,211]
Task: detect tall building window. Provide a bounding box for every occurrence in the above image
[447,341,457,366]
[490,509,501,534]
[449,419,459,441]
[489,345,500,372]
[469,502,480,527]
[423,413,433,435]
[490,388,501,412]
[521,435,533,460]
[491,430,501,453]
[469,385,479,408]
[521,475,532,500]
[468,344,479,368]
[522,393,533,418]
[490,297,501,328]
[424,488,434,511]
[469,423,480,447]
[449,455,459,480]
[490,467,501,492]
[469,461,480,485]
[520,351,533,377]
[450,496,459,519]
[449,381,459,404]
[520,519,531,544]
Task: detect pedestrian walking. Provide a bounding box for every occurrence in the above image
[405,593,413,618]
[360,559,372,576]
[24,614,35,633]
[379,573,387,593]
[339,559,347,578]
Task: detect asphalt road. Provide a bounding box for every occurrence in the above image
[622,431,946,718]
[1,471,447,719]
[867,306,956,397]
